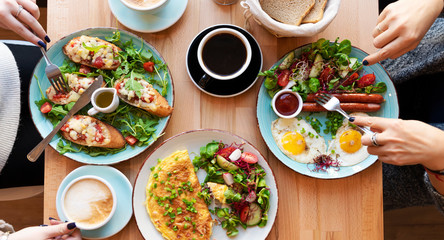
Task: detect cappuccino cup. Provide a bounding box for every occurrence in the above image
[61,175,117,230]
[87,88,119,116]
[197,28,252,88]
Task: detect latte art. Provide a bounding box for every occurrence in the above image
[64,179,114,227]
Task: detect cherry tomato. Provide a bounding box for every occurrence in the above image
[93,57,104,68]
[125,135,138,146]
[115,82,121,91]
[61,124,69,132]
[240,205,250,223]
[143,61,155,72]
[277,69,291,87]
[319,67,335,84]
[217,147,237,159]
[357,73,376,88]
[79,65,91,74]
[342,72,359,87]
[240,152,258,164]
[40,102,52,114]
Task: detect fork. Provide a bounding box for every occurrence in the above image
[315,93,373,135]
[38,46,70,94]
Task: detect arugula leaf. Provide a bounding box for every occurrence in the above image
[82,42,108,53]
[105,31,121,43]
[125,71,144,98]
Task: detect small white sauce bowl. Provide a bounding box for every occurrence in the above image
[271,89,303,119]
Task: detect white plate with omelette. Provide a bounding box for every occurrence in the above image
[256,45,399,179]
[133,129,278,240]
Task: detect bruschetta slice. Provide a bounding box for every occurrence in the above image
[46,73,104,105]
[60,115,125,148]
[114,77,173,117]
[63,35,121,70]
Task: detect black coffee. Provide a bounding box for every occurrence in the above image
[202,33,247,76]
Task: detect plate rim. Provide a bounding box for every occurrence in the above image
[108,0,189,33]
[256,43,399,179]
[132,128,279,240]
[55,165,133,239]
[185,24,263,98]
[28,27,175,165]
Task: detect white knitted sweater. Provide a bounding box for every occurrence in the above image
[0,42,21,173]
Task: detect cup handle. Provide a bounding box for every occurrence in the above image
[197,74,213,89]
[87,107,99,116]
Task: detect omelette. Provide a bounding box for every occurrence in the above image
[146,150,213,240]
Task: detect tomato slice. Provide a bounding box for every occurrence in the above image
[217,147,237,159]
[277,69,291,87]
[342,72,359,87]
[143,61,155,72]
[240,152,258,164]
[240,205,250,223]
[40,102,52,114]
[93,56,104,68]
[125,135,138,146]
[357,73,376,88]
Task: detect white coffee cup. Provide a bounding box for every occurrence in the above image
[88,88,119,116]
[197,28,252,83]
[61,175,117,230]
[120,0,168,13]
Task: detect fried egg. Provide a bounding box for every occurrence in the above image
[328,112,370,166]
[271,118,326,163]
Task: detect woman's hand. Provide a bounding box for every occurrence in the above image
[352,116,444,171]
[0,0,49,47]
[363,0,444,65]
[8,221,81,240]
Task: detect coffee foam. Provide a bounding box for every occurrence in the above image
[64,179,114,227]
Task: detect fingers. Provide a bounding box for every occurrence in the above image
[2,13,42,45]
[351,116,393,131]
[42,222,77,238]
[17,0,39,19]
[16,5,47,41]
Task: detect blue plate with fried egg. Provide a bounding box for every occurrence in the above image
[256,44,399,179]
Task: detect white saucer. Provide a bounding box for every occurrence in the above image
[56,166,133,239]
[108,0,188,33]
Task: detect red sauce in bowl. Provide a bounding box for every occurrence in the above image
[275,92,299,116]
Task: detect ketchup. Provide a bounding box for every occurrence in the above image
[275,93,299,116]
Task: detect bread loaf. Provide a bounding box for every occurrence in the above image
[260,0,315,26]
[302,0,328,23]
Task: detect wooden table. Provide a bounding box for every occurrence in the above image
[44,0,382,239]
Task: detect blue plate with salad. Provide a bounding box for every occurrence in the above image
[29,27,174,165]
[257,38,399,179]
[133,129,278,239]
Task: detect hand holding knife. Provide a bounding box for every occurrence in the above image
[27,75,104,162]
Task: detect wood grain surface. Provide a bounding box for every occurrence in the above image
[44,0,382,239]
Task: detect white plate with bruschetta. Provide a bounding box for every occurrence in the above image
[29,27,174,165]
[256,40,399,179]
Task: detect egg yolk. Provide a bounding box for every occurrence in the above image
[281,132,306,155]
[339,129,362,153]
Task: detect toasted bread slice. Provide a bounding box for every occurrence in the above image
[63,35,121,70]
[114,78,173,117]
[60,115,125,148]
[260,0,315,26]
[46,73,105,105]
[302,0,328,23]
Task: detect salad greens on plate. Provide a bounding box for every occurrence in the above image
[260,38,387,100]
[193,141,270,237]
[34,30,170,156]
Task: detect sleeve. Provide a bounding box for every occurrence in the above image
[424,173,444,216]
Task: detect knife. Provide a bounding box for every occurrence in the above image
[329,65,363,92]
[27,75,104,162]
